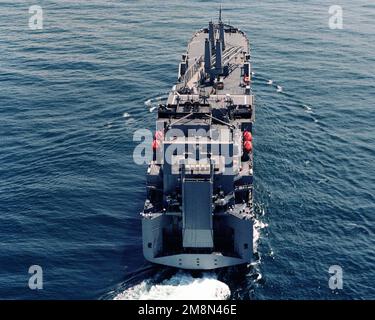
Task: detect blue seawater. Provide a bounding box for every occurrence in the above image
[0,0,374,299]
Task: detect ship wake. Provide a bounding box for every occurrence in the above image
[113,271,230,300]
[144,94,169,112]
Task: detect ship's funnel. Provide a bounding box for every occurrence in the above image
[204,38,212,74]
[215,39,223,73]
[209,21,215,51]
[219,22,225,51]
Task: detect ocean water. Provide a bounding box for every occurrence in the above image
[0,0,374,300]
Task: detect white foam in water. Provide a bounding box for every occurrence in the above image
[303,104,313,113]
[253,217,268,252]
[123,112,131,118]
[145,95,168,109]
[144,99,152,107]
[144,95,169,113]
[114,271,231,300]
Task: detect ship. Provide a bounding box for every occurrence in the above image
[141,10,255,270]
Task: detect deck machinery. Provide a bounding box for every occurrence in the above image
[142,14,255,270]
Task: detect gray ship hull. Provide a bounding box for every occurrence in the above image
[142,212,253,270]
[142,13,255,270]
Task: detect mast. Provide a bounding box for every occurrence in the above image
[219,5,225,51]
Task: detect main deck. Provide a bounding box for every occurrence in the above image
[167,23,253,108]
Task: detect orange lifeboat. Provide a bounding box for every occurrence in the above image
[243,140,253,153]
[243,130,252,142]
